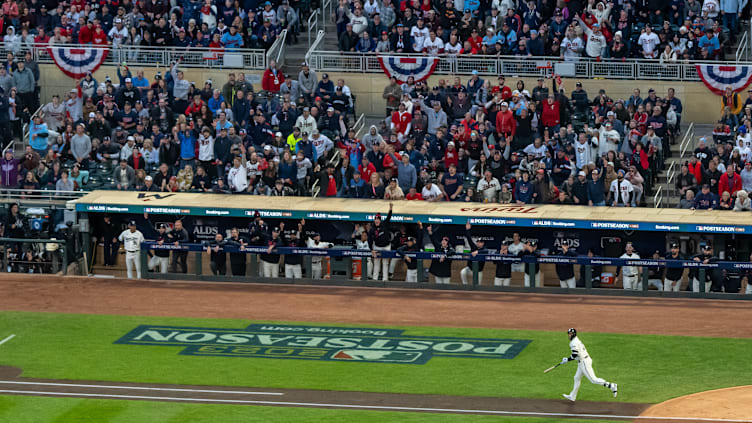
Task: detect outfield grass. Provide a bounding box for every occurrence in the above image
[0,395,621,423]
[0,311,750,404]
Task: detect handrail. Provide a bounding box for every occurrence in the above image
[737,30,749,62]
[665,161,676,201]
[653,185,662,208]
[1,139,13,156]
[352,113,366,138]
[321,0,332,26]
[266,29,288,68]
[307,10,319,48]
[679,122,695,161]
[305,30,326,67]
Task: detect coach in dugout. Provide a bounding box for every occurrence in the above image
[168,220,190,274]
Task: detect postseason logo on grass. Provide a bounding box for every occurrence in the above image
[115,324,531,365]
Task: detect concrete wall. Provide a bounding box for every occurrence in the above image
[40,64,716,124]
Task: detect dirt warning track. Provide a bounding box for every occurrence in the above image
[0,275,751,338]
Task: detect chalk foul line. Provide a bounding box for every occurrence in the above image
[0,334,15,346]
[0,381,283,396]
[0,386,749,422]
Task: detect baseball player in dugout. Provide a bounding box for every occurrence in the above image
[520,240,541,287]
[148,223,170,274]
[460,223,488,285]
[555,240,577,289]
[118,220,144,279]
[561,328,618,402]
[494,240,512,287]
[664,242,685,292]
[618,242,642,290]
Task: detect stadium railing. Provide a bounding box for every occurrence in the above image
[1,237,68,275]
[139,242,751,299]
[737,30,749,62]
[306,50,725,80]
[266,29,289,68]
[307,10,320,48]
[3,43,267,70]
[305,30,326,67]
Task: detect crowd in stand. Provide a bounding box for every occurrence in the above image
[0,0,315,51]
[336,0,746,61]
[0,56,691,207]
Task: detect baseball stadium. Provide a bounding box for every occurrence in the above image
[2,0,752,422]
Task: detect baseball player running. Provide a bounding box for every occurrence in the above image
[560,328,618,402]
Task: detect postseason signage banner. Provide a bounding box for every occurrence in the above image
[115,323,531,365]
[75,193,752,235]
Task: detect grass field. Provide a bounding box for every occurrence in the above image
[0,311,750,422]
[0,396,623,423]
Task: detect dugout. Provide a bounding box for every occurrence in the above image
[71,191,752,293]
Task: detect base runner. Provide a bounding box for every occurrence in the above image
[560,328,618,402]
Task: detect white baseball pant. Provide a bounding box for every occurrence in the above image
[405,268,418,282]
[746,284,752,295]
[692,278,711,293]
[125,252,141,279]
[568,357,613,400]
[148,256,169,274]
[494,277,511,286]
[285,264,302,279]
[648,278,664,290]
[559,277,576,289]
[622,274,639,290]
[663,278,681,291]
[433,276,451,284]
[311,260,323,279]
[460,267,483,285]
[262,260,278,278]
[524,272,541,287]
[371,245,391,281]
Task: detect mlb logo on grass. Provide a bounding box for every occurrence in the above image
[115,324,531,365]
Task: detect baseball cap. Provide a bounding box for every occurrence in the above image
[322,73,329,78]
[127,136,135,141]
[501,240,510,246]
[578,171,586,176]
[158,223,166,229]
[88,112,95,118]
[327,106,334,112]
[264,145,272,151]
[703,244,712,250]
[561,239,569,246]
[272,226,280,232]
[576,82,583,87]
[128,220,136,226]
[500,101,509,107]
[471,70,478,75]
[670,242,679,248]
[617,169,625,176]
[275,131,282,137]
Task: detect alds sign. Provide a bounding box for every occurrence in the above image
[116,324,531,365]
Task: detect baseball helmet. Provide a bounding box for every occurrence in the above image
[567,328,577,337]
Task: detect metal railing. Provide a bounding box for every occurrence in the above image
[679,122,696,160]
[321,0,332,26]
[1,238,68,275]
[2,43,266,70]
[352,113,366,137]
[305,30,326,67]
[736,30,749,62]
[652,185,662,208]
[306,50,738,80]
[664,161,677,202]
[307,10,320,48]
[266,29,288,68]
[0,189,88,203]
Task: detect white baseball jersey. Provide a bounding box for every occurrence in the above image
[445,41,462,56]
[198,134,215,161]
[569,336,590,362]
[422,37,444,55]
[108,27,128,48]
[619,252,640,276]
[306,238,333,263]
[410,26,429,51]
[118,229,145,252]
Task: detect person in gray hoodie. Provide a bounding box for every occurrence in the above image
[361,125,383,152]
[12,60,35,112]
[0,67,13,95]
[396,153,417,194]
[298,63,317,106]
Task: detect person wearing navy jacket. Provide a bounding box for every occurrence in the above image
[367,202,393,281]
[260,224,283,278]
[427,224,453,284]
[555,240,578,289]
[394,222,423,282]
[460,222,489,285]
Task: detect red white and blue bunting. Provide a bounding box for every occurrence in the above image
[695,64,752,95]
[47,44,109,79]
[378,56,439,83]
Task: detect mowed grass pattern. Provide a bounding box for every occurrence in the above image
[0,311,749,404]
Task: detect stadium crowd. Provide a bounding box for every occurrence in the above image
[335,0,746,61]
